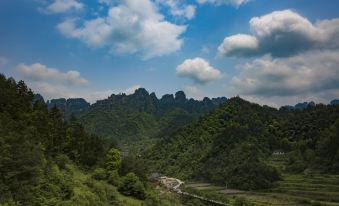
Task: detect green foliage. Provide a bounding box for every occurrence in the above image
[211,143,280,190]
[0,74,106,205]
[119,155,147,181]
[233,197,254,206]
[92,168,107,181]
[118,173,146,200]
[107,170,121,187]
[145,97,280,190]
[315,119,339,172]
[77,89,226,145]
[105,148,121,172]
[2,73,339,205]
[286,151,308,173]
[0,74,199,206]
[35,161,74,205]
[145,97,339,190]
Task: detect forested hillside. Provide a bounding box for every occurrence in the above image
[0,74,190,206]
[76,88,226,144]
[0,74,108,204]
[2,73,339,205]
[145,97,339,190]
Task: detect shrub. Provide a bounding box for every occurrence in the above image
[55,154,71,170]
[234,197,254,206]
[92,168,107,181]
[311,201,325,206]
[85,178,118,203]
[107,170,121,187]
[118,173,146,200]
[105,148,121,172]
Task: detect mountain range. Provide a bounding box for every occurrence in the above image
[44,88,226,145]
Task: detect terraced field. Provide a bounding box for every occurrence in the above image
[185,155,339,206]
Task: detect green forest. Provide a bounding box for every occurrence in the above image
[145,97,339,190]
[0,74,189,206]
[1,74,339,206]
[76,89,226,145]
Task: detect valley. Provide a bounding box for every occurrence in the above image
[2,1,339,205]
[1,74,339,206]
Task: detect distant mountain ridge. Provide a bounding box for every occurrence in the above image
[46,98,90,118]
[280,99,339,111]
[47,88,226,145]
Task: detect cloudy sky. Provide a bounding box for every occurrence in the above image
[0,0,339,107]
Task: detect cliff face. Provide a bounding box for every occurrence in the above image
[47,98,90,118]
[76,88,227,143]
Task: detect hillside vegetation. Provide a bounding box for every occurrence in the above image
[145,97,339,190]
[77,88,226,145]
[2,73,339,205]
[0,74,190,206]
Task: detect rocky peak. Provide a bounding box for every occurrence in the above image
[175,91,187,102]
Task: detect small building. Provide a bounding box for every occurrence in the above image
[273,149,285,155]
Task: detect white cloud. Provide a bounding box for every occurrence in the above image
[17,63,88,86]
[218,10,339,57]
[184,85,205,99]
[11,63,146,103]
[26,81,115,103]
[197,0,250,7]
[176,57,222,84]
[85,90,115,103]
[98,0,113,5]
[156,0,196,20]
[231,50,339,98]
[125,84,141,94]
[24,80,143,103]
[44,0,84,14]
[57,0,187,59]
[218,34,258,57]
[172,4,196,20]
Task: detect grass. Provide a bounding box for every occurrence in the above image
[184,155,339,206]
[115,193,144,206]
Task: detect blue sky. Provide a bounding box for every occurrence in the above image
[1,0,339,106]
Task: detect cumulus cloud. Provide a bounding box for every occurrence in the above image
[218,10,339,57]
[26,81,115,103]
[24,80,143,104]
[156,0,196,20]
[184,85,205,99]
[176,57,222,84]
[17,63,88,86]
[197,0,250,7]
[231,50,339,97]
[57,0,187,59]
[43,0,84,14]
[218,34,258,57]
[10,63,146,103]
[125,85,141,94]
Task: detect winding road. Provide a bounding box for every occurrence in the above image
[159,176,230,206]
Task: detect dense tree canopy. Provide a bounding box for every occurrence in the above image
[145,97,339,190]
[77,88,226,145]
[0,74,106,205]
